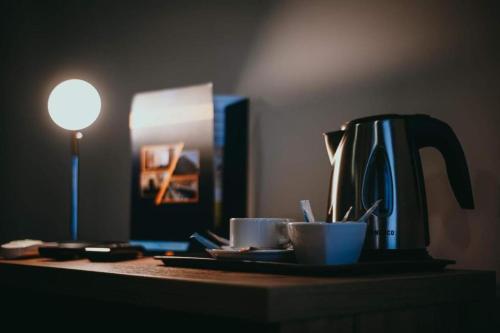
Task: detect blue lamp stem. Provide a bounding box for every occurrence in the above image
[70,132,80,241]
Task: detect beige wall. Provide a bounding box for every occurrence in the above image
[239,1,500,278]
[1,1,498,280]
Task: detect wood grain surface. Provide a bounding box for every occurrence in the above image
[0,257,495,325]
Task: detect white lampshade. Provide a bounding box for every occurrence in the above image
[48,79,101,131]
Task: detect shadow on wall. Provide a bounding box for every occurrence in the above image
[427,165,500,271]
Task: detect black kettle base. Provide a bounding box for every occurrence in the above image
[359,249,432,262]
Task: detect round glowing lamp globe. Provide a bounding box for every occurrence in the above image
[48,79,101,131]
[47,78,101,241]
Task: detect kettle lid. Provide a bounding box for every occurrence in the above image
[342,113,429,129]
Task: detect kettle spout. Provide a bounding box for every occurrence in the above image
[323,130,344,165]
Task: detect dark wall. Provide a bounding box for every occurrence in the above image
[1,0,499,280]
[0,0,276,241]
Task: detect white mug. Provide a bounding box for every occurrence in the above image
[230,218,292,249]
[287,221,367,265]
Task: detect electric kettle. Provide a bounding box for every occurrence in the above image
[324,114,474,253]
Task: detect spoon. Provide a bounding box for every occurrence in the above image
[300,200,316,222]
[358,199,383,222]
[206,230,230,246]
[189,232,220,249]
[342,206,353,221]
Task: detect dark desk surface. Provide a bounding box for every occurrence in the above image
[0,257,495,324]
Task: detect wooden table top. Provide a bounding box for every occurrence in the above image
[0,257,495,322]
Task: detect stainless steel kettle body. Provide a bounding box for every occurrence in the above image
[324,114,474,251]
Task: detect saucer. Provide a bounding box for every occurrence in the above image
[206,247,295,262]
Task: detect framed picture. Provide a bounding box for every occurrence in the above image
[130,83,248,245]
[140,143,200,204]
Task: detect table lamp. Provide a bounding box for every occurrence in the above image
[48,79,101,241]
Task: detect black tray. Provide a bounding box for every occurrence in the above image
[155,256,455,276]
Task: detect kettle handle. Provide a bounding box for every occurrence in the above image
[407,115,474,209]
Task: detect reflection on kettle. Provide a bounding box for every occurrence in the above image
[324,114,474,255]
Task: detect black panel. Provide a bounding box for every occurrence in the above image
[220,99,249,237]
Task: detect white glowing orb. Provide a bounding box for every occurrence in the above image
[48,79,101,131]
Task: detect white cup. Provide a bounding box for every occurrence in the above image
[287,222,367,265]
[230,218,292,249]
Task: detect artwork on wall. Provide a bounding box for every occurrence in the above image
[140,143,200,204]
[129,83,249,247]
